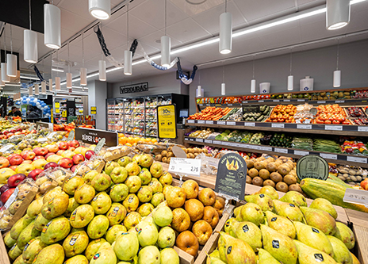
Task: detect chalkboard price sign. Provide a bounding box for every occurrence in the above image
[297,155,329,181]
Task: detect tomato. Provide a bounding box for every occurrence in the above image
[316,119,324,124]
[325,120,332,124]
[332,120,340,124]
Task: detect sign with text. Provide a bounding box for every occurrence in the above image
[120,82,148,94]
[343,188,368,208]
[215,153,247,201]
[91,106,97,115]
[75,128,118,146]
[297,155,329,181]
[157,104,177,139]
[168,158,201,177]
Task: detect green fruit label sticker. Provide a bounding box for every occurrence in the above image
[69,234,79,246]
[93,195,99,201]
[289,204,296,207]
[259,194,265,198]
[71,210,77,221]
[272,240,279,249]
[314,254,324,262]
[10,243,16,251]
[42,221,52,233]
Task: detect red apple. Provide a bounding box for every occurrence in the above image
[68,147,76,152]
[6,154,17,161]
[71,165,78,172]
[72,154,85,165]
[44,162,58,170]
[1,188,15,203]
[28,169,44,180]
[33,147,48,156]
[34,156,46,161]
[9,166,17,171]
[58,142,68,150]
[44,153,55,160]
[46,144,59,153]
[56,150,65,156]
[361,178,368,190]
[9,154,23,166]
[68,140,80,148]
[0,184,9,194]
[58,158,73,169]
[22,151,36,160]
[8,174,26,188]
[85,150,95,160]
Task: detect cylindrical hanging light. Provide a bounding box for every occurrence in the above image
[221,83,226,95]
[49,79,53,91]
[197,85,202,97]
[333,70,341,87]
[89,0,111,20]
[44,4,61,49]
[251,79,256,93]
[161,36,171,68]
[55,77,61,90]
[326,0,350,30]
[80,68,87,86]
[7,26,17,77]
[1,64,10,83]
[219,12,232,54]
[124,50,132,75]
[29,86,33,96]
[288,76,294,91]
[41,81,47,94]
[24,30,38,63]
[66,73,72,88]
[99,60,106,81]
[35,84,39,95]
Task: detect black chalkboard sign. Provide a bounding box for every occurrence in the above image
[75,128,118,147]
[243,105,260,113]
[296,155,329,181]
[215,153,247,201]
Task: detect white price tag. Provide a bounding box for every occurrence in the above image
[320,153,337,160]
[297,125,312,130]
[335,100,345,103]
[47,132,57,138]
[206,104,211,106]
[325,125,342,131]
[273,100,280,102]
[243,101,248,104]
[244,122,255,127]
[0,144,14,152]
[284,99,291,102]
[227,121,236,126]
[343,189,368,208]
[294,150,309,156]
[297,99,305,102]
[204,139,213,144]
[195,138,204,142]
[228,104,233,106]
[217,121,226,125]
[258,100,264,103]
[206,121,214,124]
[168,158,201,177]
[188,120,195,123]
[358,126,368,132]
[317,101,326,104]
[37,137,48,143]
[259,146,272,151]
[242,144,251,148]
[347,156,367,163]
[229,142,238,147]
[213,141,222,145]
[197,120,205,124]
[272,123,285,128]
[274,148,288,154]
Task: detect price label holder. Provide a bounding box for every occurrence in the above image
[204,139,213,144]
[0,144,14,153]
[294,150,309,156]
[197,120,205,124]
[274,148,288,154]
[47,132,57,139]
[169,158,201,186]
[67,130,75,141]
[195,138,204,143]
[343,189,368,208]
[188,120,195,124]
[297,99,305,102]
[94,138,106,155]
[317,101,326,104]
[217,121,226,125]
[206,121,214,124]
[358,126,368,132]
[347,156,367,164]
[325,125,342,131]
[244,123,255,127]
[272,123,285,128]
[215,153,247,213]
[296,155,329,181]
[227,121,236,126]
[297,124,312,130]
[320,153,337,160]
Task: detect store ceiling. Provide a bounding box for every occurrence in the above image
[1,0,368,85]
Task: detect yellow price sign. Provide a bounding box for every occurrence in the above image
[62,111,67,117]
[55,102,60,108]
[157,104,177,139]
[55,109,60,113]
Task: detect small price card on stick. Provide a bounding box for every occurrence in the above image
[169,158,201,186]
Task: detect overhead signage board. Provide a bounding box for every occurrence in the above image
[75,128,118,146]
[120,82,148,94]
[157,104,177,139]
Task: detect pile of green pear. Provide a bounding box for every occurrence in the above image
[207,186,360,264]
[4,154,179,264]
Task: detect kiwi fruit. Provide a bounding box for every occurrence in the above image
[266,162,277,172]
[259,169,270,180]
[277,165,291,176]
[161,151,168,157]
[168,147,172,152]
[154,155,162,161]
[289,184,302,193]
[258,157,266,161]
[284,175,297,185]
[276,182,289,193]
[266,157,275,163]
[252,177,263,186]
[162,157,168,163]
[254,161,265,171]
[245,160,254,169]
[263,180,276,188]
[246,176,252,184]
[248,168,259,178]
[167,157,171,163]
[270,172,282,183]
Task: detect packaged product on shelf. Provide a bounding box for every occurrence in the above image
[313,139,341,153]
[294,103,314,123]
[219,108,240,120]
[249,133,264,145]
[291,137,313,150]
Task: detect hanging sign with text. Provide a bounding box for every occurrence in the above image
[120,82,148,94]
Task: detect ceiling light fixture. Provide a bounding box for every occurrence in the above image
[161,0,171,68]
[66,42,72,88]
[1,30,10,83]
[49,78,53,91]
[288,49,294,91]
[7,25,17,77]
[24,0,38,63]
[333,39,341,87]
[89,0,111,20]
[80,32,87,86]
[327,0,350,30]
[20,75,39,80]
[29,86,33,95]
[55,77,61,90]
[52,68,64,72]
[219,0,232,54]
[41,81,47,94]
[35,83,39,95]
[221,64,226,95]
[251,56,256,94]
[124,3,132,75]
[44,3,61,49]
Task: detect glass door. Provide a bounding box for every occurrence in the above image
[107,99,117,131]
[145,96,158,137]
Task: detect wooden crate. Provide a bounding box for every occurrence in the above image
[0,232,11,264]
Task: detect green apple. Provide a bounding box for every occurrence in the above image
[106,203,127,226]
[149,178,163,194]
[123,194,139,213]
[150,163,163,178]
[83,170,99,185]
[138,203,154,217]
[91,173,112,192]
[125,162,141,176]
[123,212,141,230]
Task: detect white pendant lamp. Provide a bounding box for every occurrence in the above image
[80,33,87,86]
[124,4,133,76]
[29,86,33,96]
[99,60,106,81]
[35,84,39,95]
[49,79,53,91]
[333,40,341,87]
[55,77,61,90]
[7,26,17,77]
[44,3,61,49]
[41,81,47,94]
[197,85,202,97]
[221,83,226,95]
[326,0,350,30]
[287,52,294,91]
[24,0,38,63]
[89,0,111,20]
[219,0,232,54]
[66,42,72,88]
[161,0,171,68]
[251,58,256,93]
[1,32,10,83]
